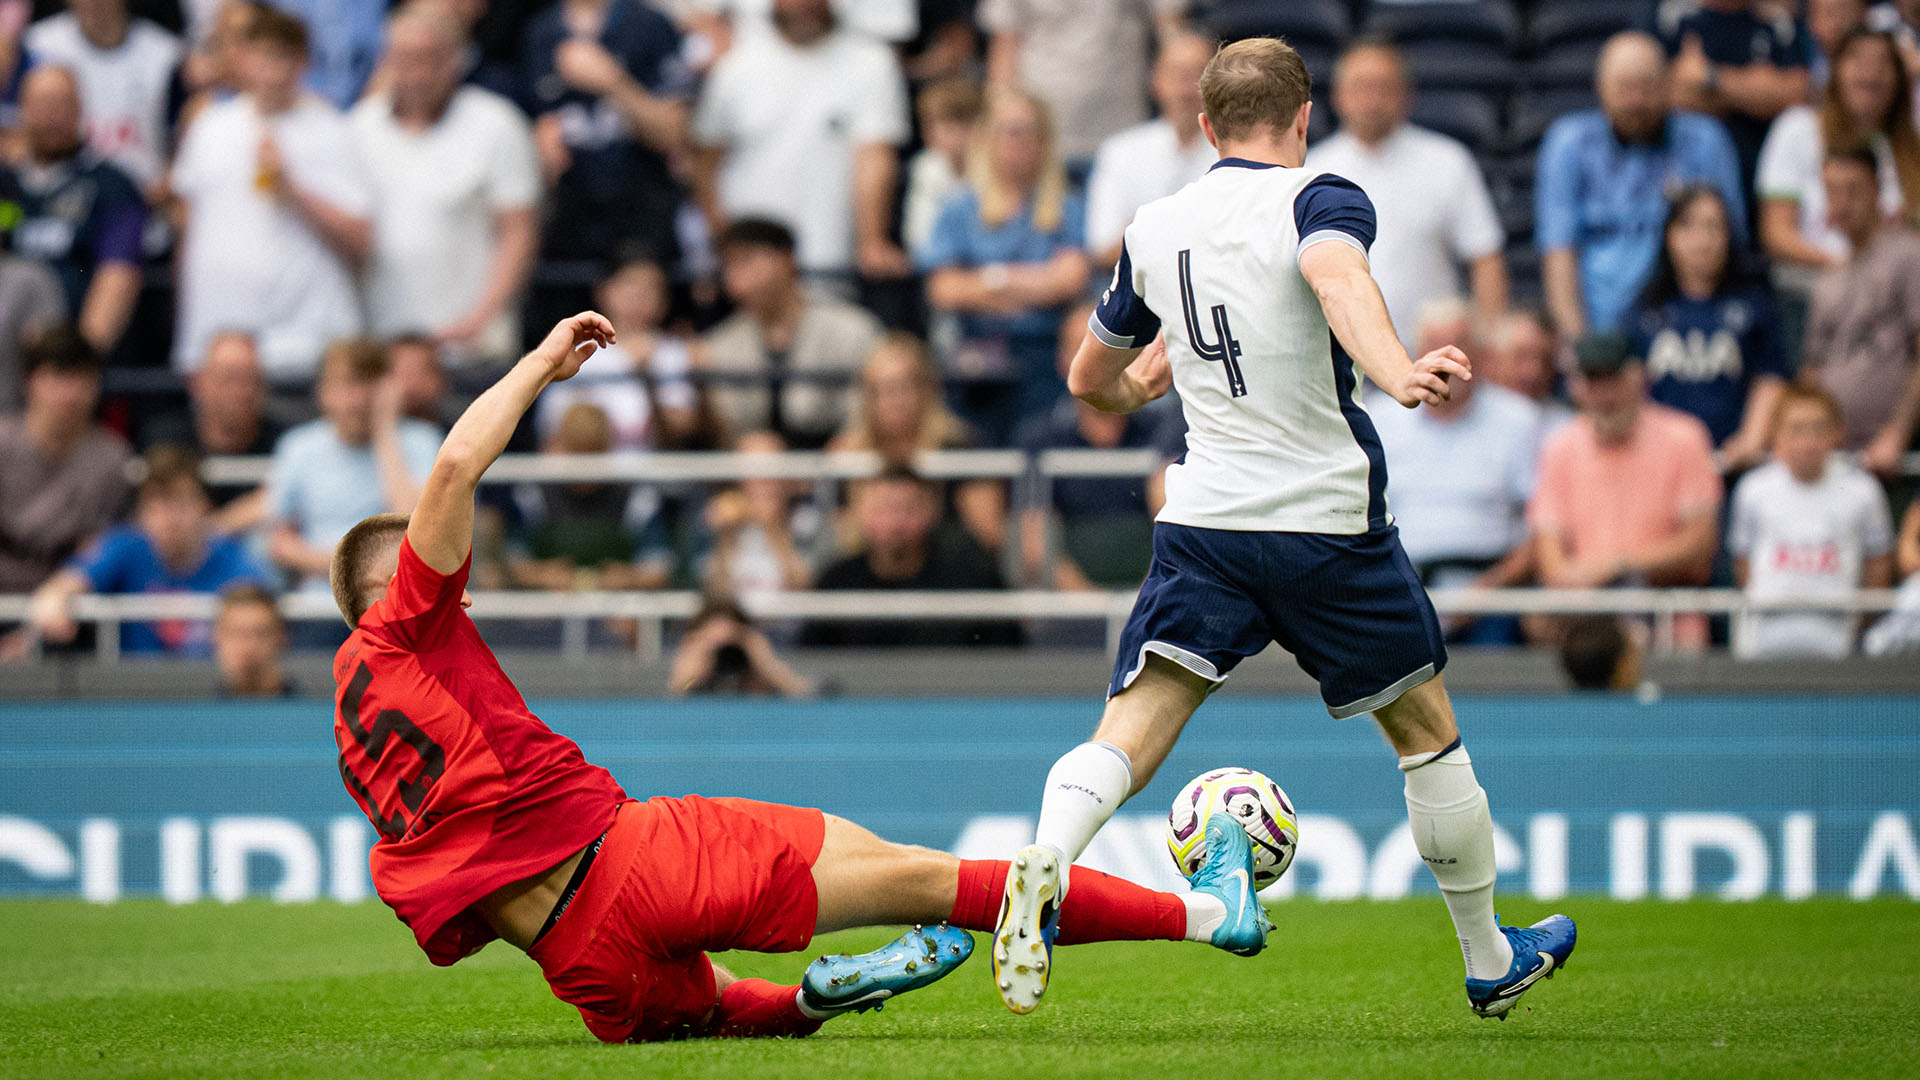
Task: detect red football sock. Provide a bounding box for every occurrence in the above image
[949,859,1186,944]
[705,978,823,1040]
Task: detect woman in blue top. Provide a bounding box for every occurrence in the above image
[1631,184,1790,470]
[920,88,1090,445]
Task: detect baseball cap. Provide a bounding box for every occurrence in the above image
[1572,332,1638,377]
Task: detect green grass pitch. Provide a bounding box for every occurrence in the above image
[4,898,1918,1079]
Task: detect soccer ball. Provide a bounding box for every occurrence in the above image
[1166,767,1299,890]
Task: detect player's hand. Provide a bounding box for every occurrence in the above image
[1394,346,1471,408]
[533,312,616,381]
[1125,335,1173,407]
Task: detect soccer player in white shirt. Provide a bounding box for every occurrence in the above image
[1729,385,1895,658]
[991,38,1575,1021]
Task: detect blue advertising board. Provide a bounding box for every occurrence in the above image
[2,695,1917,903]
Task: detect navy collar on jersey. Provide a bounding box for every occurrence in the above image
[1209,156,1283,171]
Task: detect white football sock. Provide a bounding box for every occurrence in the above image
[1033,741,1135,891]
[1180,891,1227,943]
[1401,742,1514,981]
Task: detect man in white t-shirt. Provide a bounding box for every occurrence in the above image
[24,0,182,191]
[980,0,1182,168]
[1729,384,1895,658]
[1304,38,1507,348]
[350,5,539,367]
[1083,31,1217,267]
[1367,299,1543,643]
[691,0,909,280]
[170,7,372,384]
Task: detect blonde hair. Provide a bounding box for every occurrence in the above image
[839,333,971,460]
[1201,37,1312,143]
[966,87,1069,233]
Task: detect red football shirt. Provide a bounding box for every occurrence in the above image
[333,538,626,965]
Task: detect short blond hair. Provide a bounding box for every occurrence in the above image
[1201,37,1312,143]
[330,513,410,626]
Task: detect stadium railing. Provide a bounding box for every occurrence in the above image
[0,587,1903,664]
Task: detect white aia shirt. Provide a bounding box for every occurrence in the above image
[1728,457,1894,659]
[1090,159,1389,535]
[25,13,182,189]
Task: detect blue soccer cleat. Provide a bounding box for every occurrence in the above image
[992,844,1063,1014]
[1466,913,1577,1019]
[1188,817,1273,956]
[799,923,973,1016]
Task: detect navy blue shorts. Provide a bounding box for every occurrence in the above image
[1109,523,1447,718]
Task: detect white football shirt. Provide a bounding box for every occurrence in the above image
[1728,457,1894,659]
[25,14,183,189]
[1091,159,1388,535]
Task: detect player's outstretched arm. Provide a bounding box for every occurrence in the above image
[1299,242,1469,409]
[407,313,615,573]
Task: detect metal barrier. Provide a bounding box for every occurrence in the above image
[0,587,1904,664]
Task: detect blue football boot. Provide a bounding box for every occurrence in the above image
[799,923,974,1016]
[1465,914,1577,1019]
[993,844,1064,1014]
[1188,818,1273,956]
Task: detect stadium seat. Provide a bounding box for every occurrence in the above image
[1525,0,1639,54]
[1523,41,1609,91]
[1504,87,1598,151]
[1201,0,1353,51]
[1398,39,1522,92]
[1408,89,1504,152]
[1481,151,1537,242]
[1364,0,1522,51]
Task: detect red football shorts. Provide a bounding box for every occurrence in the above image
[527,795,827,1043]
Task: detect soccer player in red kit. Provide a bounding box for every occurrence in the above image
[329,312,1271,1042]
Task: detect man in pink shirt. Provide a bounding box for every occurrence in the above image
[1529,334,1723,648]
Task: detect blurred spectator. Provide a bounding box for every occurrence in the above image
[213,583,295,695]
[1369,298,1542,644]
[898,0,975,84]
[684,0,918,54]
[1809,0,1870,89]
[669,594,814,697]
[1631,184,1789,468]
[18,446,272,658]
[138,330,283,531]
[521,0,691,265]
[1530,333,1722,650]
[829,332,1004,552]
[1084,30,1215,268]
[1729,384,1894,657]
[1559,614,1643,691]
[1800,146,1920,473]
[0,251,66,412]
[902,76,981,257]
[170,7,371,383]
[700,429,816,598]
[800,465,1020,647]
[1757,29,1919,272]
[535,247,699,450]
[1482,308,1574,428]
[0,66,146,356]
[921,87,1089,444]
[692,0,910,281]
[24,0,184,191]
[510,400,670,590]
[703,218,882,447]
[268,0,385,107]
[1014,303,1179,590]
[980,0,1180,173]
[1306,37,1507,346]
[1866,0,1920,113]
[1662,0,1813,192]
[264,339,439,591]
[1537,31,1746,338]
[0,325,128,593]
[384,334,462,430]
[177,0,258,131]
[352,4,539,368]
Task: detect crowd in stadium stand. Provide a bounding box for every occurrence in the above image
[2,0,1920,675]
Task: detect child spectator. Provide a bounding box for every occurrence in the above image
[902,77,981,257]
[17,446,273,658]
[1729,385,1895,658]
[213,583,296,696]
[534,247,700,451]
[700,429,816,600]
[510,401,671,590]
